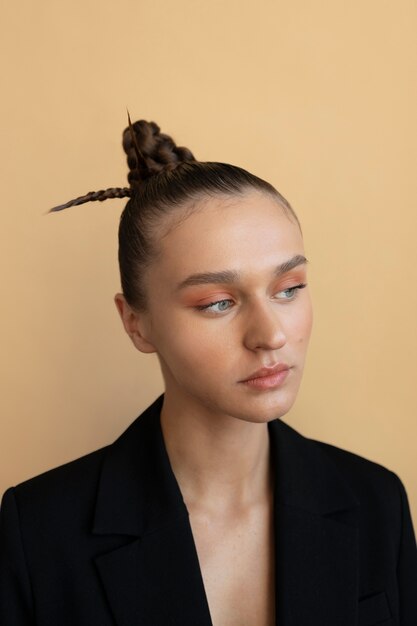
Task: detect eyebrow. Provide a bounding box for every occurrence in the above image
[175,254,308,292]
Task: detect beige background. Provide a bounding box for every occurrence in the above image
[1,1,416,524]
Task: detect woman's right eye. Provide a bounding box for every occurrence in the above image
[195,299,234,314]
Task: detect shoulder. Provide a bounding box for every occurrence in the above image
[280,414,403,497]
[1,395,163,527]
[308,435,406,536]
[273,417,407,530]
[1,445,110,527]
[311,436,402,494]
[274,416,404,500]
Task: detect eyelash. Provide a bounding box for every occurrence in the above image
[195,283,307,313]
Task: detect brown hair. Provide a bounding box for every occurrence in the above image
[50,119,298,310]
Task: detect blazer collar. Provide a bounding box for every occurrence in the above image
[93,394,187,537]
[93,395,361,625]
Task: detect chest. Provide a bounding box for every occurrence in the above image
[188,504,276,626]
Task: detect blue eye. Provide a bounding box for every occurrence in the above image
[277,284,307,300]
[196,299,233,313]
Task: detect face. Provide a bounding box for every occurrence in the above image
[118,191,313,424]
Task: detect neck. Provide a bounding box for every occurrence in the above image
[160,389,273,516]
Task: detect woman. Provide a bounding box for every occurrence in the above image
[1,119,416,625]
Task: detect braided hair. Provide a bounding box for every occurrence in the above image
[50,117,297,310]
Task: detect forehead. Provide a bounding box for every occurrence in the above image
[151,191,304,282]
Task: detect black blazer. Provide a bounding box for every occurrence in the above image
[1,394,416,625]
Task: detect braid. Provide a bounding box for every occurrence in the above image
[48,187,131,213]
[48,117,195,213]
[123,119,196,187]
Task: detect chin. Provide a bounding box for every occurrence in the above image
[233,402,294,424]
[213,390,297,424]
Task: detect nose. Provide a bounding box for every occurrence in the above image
[242,300,287,352]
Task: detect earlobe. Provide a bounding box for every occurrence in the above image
[113,293,157,354]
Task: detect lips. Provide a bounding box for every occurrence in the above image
[239,363,291,391]
[241,363,290,382]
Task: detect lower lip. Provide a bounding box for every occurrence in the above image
[241,369,290,390]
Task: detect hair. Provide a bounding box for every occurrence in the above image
[50,118,299,311]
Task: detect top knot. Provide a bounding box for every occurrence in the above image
[122,119,196,188]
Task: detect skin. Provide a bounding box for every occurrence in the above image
[115,190,313,514]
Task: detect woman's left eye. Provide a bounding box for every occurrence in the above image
[195,299,233,313]
[276,283,307,300]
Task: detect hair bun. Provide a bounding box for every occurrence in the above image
[122,119,196,187]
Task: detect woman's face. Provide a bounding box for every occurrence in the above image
[127,190,313,424]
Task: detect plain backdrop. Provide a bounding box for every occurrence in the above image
[1,0,416,525]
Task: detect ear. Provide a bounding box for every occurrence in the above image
[114,293,157,354]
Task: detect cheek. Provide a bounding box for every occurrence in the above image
[291,303,313,344]
[151,313,218,368]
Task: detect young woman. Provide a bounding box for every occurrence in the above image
[1,119,416,625]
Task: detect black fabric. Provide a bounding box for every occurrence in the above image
[1,394,416,625]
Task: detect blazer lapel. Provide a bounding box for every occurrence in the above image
[92,394,360,626]
[95,516,212,625]
[93,395,212,626]
[270,418,360,625]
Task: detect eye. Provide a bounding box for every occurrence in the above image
[195,299,234,313]
[276,283,307,301]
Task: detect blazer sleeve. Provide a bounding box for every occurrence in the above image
[0,487,34,625]
[393,473,417,624]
